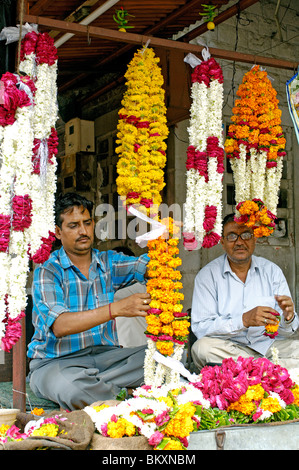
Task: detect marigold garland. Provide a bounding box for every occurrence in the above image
[116,46,168,215]
[224,65,286,231]
[144,218,189,387]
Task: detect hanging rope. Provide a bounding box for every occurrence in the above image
[16,0,25,74]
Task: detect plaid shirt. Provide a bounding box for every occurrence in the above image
[27,247,149,359]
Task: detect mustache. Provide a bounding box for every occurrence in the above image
[76,236,90,242]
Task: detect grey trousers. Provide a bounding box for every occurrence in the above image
[29,345,146,410]
[191,336,299,371]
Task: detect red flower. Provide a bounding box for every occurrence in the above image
[12,195,33,231]
[0,214,11,252]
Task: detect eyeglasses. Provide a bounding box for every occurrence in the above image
[224,232,254,242]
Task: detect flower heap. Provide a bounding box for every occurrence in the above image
[0,414,67,444]
[224,65,286,232]
[144,218,189,387]
[116,46,168,215]
[85,356,299,450]
[0,30,58,352]
[183,56,224,251]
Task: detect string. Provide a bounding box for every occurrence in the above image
[16,0,25,74]
[12,388,33,412]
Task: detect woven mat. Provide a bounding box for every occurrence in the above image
[0,382,57,411]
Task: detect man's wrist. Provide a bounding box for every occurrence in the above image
[285,313,295,323]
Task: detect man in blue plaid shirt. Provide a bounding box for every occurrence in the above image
[27,193,151,410]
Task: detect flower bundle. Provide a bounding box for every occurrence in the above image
[85,357,299,450]
[116,46,168,215]
[235,198,276,238]
[183,56,224,250]
[144,218,189,387]
[263,312,281,338]
[224,65,286,216]
[0,30,58,352]
[0,414,67,444]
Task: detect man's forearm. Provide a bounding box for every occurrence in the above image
[51,304,112,338]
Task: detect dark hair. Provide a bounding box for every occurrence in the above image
[222,213,235,235]
[55,192,94,228]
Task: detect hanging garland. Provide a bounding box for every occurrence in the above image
[0,28,58,352]
[144,218,189,387]
[116,47,188,386]
[19,30,58,261]
[183,53,224,250]
[224,65,286,234]
[116,46,168,215]
[0,71,35,351]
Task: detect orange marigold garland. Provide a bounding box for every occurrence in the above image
[224,65,286,235]
[144,218,190,386]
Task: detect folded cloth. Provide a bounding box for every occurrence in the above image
[0,409,95,450]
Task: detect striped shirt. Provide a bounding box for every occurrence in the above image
[191,254,298,355]
[27,247,149,359]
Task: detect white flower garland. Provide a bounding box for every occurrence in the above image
[183,54,224,249]
[19,51,58,256]
[0,29,58,350]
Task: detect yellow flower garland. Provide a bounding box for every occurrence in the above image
[116,46,169,214]
[145,218,190,357]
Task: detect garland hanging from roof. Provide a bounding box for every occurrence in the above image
[116,46,189,387]
[224,65,286,236]
[0,27,58,352]
[183,50,224,251]
[116,45,168,216]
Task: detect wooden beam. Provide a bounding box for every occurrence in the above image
[12,316,26,412]
[23,13,298,71]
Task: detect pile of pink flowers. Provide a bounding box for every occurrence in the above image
[192,356,295,410]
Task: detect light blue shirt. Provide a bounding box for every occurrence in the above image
[28,247,149,359]
[191,254,298,355]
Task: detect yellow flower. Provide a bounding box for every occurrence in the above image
[31,407,45,416]
[260,396,281,413]
[292,385,299,406]
[164,403,196,438]
[31,423,59,438]
[164,439,184,450]
[0,424,10,436]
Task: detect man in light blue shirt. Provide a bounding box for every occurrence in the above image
[191,214,299,370]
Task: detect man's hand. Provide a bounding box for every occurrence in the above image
[275,295,294,322]
[111,293,151,318]
[242,306,280,328]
